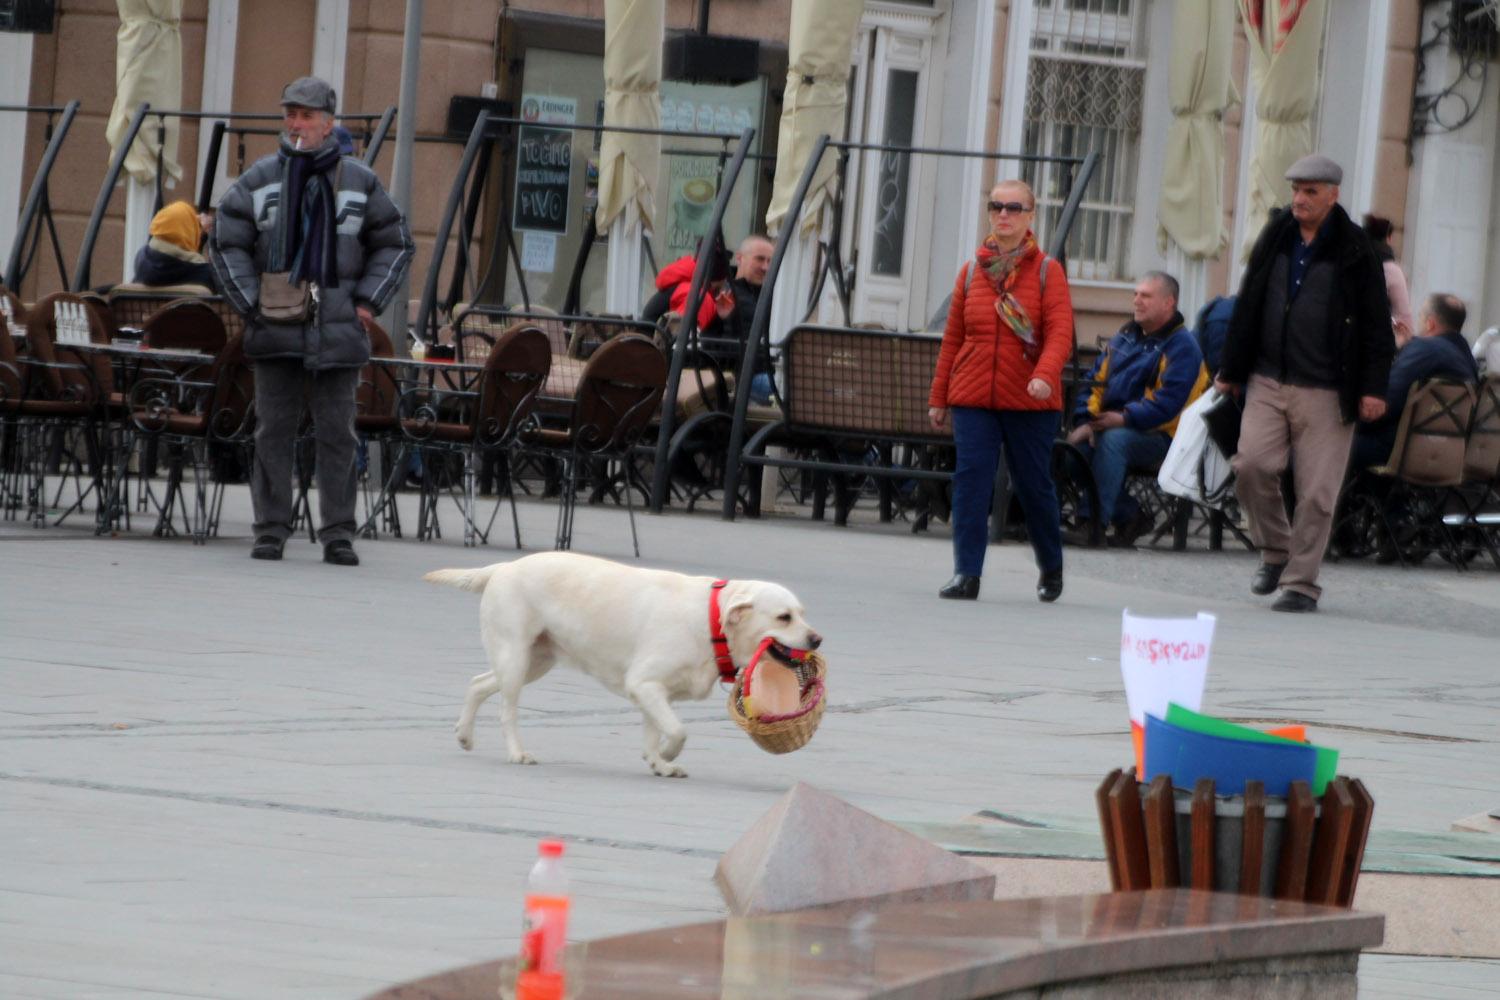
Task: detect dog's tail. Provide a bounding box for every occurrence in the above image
[423,564,500,594]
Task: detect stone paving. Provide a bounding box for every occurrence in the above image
[2,487,1497,998]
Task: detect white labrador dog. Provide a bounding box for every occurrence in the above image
[425,552,823,777]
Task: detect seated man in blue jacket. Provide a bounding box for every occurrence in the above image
[1066,271,1209,546]
[1351,292,1479,470]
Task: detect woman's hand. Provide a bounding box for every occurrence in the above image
[1026,377,1051,401]
[929,406,949,431]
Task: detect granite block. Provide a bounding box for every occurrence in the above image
[714,782,996,916]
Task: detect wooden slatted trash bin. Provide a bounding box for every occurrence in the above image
[1095,769,1374,906]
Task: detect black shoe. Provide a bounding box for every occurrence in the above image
[1110,509,1156,549]
[1272,590,1318,613]
[323,539,360,566]
[939,574,980,600]
[1251,562,1285,595]
[1061,519,1098,547]
[251,535,284,561]
[1037,569,1063,603]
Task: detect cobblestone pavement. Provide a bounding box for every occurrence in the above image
[3,487,1496,997]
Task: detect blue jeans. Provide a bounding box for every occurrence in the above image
[1075,427,1171,524]
[749,372,775,405]
[950,407,1062,577]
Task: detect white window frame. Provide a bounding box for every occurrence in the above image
[999,0,1161,288]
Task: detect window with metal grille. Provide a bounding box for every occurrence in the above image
[1019,0,1146,282]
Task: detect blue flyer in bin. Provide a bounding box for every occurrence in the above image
[1143,713,1317,796]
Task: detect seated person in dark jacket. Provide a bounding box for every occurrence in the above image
[1351,292,1479,470]
[1066,271,1209,546]
[723,235,775,403]
[1193,293,1235,376]
[132,201,217,289]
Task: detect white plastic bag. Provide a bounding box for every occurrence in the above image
[1157,388,1234,507]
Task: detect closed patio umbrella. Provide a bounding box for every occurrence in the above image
[765,0,864,236]
[105,0,184,282]
[1237,0,1327,261]
[1158,0,1236,260]
[595,0,662,234]
[105,0,183,188]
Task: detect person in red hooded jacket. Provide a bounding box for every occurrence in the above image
[928,179,1074,604]
[642,241,735,333]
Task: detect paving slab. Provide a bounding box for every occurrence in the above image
[2,485,1498,997]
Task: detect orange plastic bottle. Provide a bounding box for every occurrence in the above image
[516,840,569,1000]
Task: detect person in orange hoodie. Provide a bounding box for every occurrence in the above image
[132,200,217,289]
[928,179,1074,603]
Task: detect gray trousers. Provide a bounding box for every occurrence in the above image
[250,360,359,545]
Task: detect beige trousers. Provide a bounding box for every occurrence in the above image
[1233,375,1354,600]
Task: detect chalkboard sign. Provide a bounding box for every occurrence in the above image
[513,126,571,234]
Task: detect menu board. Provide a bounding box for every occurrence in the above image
[513,93,577,235]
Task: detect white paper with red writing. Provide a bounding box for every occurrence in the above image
[1120,609,1215,727]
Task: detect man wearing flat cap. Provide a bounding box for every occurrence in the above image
[211,76,413,566]
[1215,153,1394,612]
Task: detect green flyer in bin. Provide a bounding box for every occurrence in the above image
[1165,703,1338,795]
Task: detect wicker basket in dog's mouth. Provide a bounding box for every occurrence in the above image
[727,650,827,754]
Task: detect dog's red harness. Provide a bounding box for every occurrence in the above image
[708,580,738,682]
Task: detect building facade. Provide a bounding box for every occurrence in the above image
[3,0,1497,349]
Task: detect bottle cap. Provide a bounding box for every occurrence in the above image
[539,840,565,857]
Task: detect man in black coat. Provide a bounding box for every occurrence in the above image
[1214,154,1394,613]
[722,235,775,402]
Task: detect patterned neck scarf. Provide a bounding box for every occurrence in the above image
[976,231,1040,360]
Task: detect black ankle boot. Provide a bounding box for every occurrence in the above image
[251,535,284,561]
[939,574,981,600]
[1037,569,1063,603]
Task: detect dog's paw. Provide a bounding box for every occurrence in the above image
[455,726,474,751]
[648,758,687,778]
[508,751,538,765]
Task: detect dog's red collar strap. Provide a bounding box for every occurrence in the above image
[708,580,737,682]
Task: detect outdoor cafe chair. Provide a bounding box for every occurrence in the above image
[1445,373,1500,568]
[1332,377,1475,568]
[398,324,551,547]
[355,320,405,538]
[1,313,27,518]
[140,297,228,355]
[8,291,118,528]
[0,284,27,326]
[520,334,666,557]
[124,331,255,543]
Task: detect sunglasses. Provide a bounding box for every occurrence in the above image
[988,200,1033,215]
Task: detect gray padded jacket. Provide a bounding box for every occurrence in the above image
[209,143,414,370]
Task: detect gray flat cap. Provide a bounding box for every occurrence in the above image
[280,76,336,114]
[1285,153,1342,185]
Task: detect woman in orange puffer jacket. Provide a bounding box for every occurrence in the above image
[928,179,1075,603]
